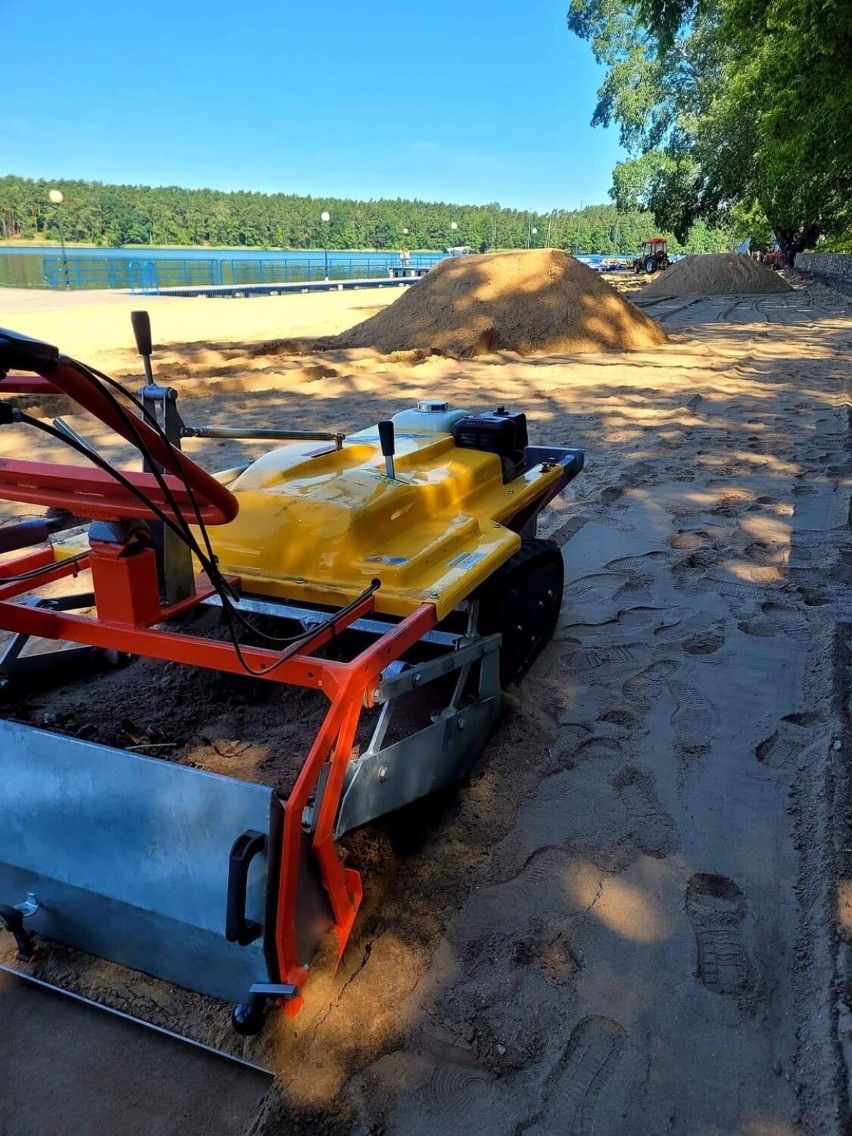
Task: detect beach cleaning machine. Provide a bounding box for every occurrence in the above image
[0,315,583,1033]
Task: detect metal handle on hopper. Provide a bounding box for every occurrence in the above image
[0,903,37,962]
[225,830,266,946]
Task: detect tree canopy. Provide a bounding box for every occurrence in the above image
[568,0,852,258]
[0,174,730,256]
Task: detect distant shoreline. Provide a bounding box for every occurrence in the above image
[0,240,434,254]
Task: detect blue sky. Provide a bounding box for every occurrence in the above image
[2,0,624,211]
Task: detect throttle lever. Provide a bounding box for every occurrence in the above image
[378,420,396,480]
[131,311,154,385]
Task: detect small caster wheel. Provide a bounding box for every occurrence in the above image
[231,999,266,1036]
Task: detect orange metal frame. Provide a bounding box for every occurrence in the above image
[0,363,440,1008]
[0,541,437,1007]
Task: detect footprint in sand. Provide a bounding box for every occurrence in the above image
[563,572,631,611]
[566,644,646,684]
[416,1058,493,1121]
[755,718,810,768]
[596,708,638,730]
[566,736,626,769]
[737,599,803,638]
[743,539,785,566]
[598,485,626,507]
[710,494,752,518]
[614,574,656,603]
[680,627,726,655]
[671,680,718,752]
[796,584,833,608]
[621,660,679,711]
[673,547,723,575]
[737,617,782,637]
[669,530,710,551]
[611,766,679,858]
[521,1016,627,1136]
[685,874,754,997]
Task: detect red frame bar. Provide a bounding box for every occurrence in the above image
[0,558,367,693]
[274,602,437,1011]
[0,364,237,524]
[0,463,232,523]
[0,546,55,579]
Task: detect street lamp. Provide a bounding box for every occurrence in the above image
[321,210,330,279]
[531,227,538,249]
[49,188,70,289]
[450,220,458,254]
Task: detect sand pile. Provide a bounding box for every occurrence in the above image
[324,249,668,358]
[642,252,793,297]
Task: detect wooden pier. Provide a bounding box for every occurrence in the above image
[151,275,424,299]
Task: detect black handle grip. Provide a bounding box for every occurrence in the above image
[131,310,152,357]
[225,830,266,946]
[378,420,395,457]
[0,904,36,963]
[0,519,50,554]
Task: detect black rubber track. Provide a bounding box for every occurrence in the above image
[476,538,564,685]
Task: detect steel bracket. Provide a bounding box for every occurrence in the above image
[333,638,501,836]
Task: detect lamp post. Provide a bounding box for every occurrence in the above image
[49,188,70,289]
[450,220,458,254]
[321,210,330,279]
[531,227,538,249]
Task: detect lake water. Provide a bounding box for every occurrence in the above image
[0,245,620,290]
[0,247,443,290]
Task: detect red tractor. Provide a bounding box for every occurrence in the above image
[633,237,671,275]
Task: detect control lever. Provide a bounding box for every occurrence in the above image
[131,310,155,386]
[131,311,194,604]
[378,420,396,480]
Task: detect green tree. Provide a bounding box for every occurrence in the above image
[568,0,852,260]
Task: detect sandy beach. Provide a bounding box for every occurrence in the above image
[2,271,852,1135]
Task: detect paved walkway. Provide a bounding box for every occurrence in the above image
[0,287,173,315]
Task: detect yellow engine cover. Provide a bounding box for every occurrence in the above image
[208,428,561,618]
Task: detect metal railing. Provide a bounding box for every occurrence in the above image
[42,254,443,293]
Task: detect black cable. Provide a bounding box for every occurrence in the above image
[27,353,376,664]
[19,413,210,557]
[64,361,216,569]
[0,550,87,586]
[15,387,382,673]
[14,413,264,662]
[12,412,303,671]
[67,358,331,648]
[77,361,257,633]
[221,577,381,677]
[30,395,306,664]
